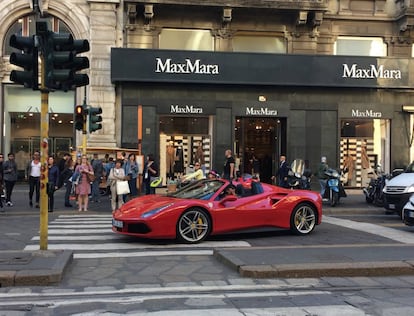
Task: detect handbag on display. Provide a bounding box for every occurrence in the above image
[116,180,130,195]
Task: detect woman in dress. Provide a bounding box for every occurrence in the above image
[108,159,127,211]
[75,155,94,212]
[47,156,60,213]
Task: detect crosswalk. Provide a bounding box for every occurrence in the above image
[24,214,251,259]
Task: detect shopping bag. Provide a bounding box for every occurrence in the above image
[116,180,130,195]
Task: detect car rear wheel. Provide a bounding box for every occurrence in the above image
[290,203,317,235]
[177,207,211,243]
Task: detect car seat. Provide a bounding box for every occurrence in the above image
[250,181,263,195]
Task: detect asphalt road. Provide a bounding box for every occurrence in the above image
[1,184,414,315]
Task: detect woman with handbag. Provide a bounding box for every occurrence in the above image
[47,156,60,213]
[108,159,128,211]
[74,155,93,212]
[143,154,158,195]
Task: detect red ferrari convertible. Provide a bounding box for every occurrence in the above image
[112,178,322,244]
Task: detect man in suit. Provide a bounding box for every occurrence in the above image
[276,155,289,188]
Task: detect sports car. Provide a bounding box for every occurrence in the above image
[112,178,322,243]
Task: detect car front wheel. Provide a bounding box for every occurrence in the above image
[290,203,317,235]
[177,207,211,243]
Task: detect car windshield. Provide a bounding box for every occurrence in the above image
[406,162,414,173]
[168,179,225,200]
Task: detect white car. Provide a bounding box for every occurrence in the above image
[383,162,414,217]
[402,194,414,226]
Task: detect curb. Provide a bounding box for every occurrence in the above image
[0,250,73,287]
[213,246,414,279]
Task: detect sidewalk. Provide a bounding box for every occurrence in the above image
[1,184,413,286]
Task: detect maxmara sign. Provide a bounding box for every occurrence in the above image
[246,107,278,116]
[156,58,219,75]
[351,109,382,118]
[170,104,203,114]
[111,48,412,89]
[342,64,401,79]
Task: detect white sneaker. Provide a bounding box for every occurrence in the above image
[6,201,13,206]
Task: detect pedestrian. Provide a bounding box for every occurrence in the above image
[251,154,261,180]
[47,156,60,213]
[181,162,204,184]
[91,153,103,202]
[108,159,127,211]
[124,153,139,200]
[61,156,75,207]
[57,153,70,188]
[3,153,17,207]
[0,153,4,212]
[142,154,159,195]
[104,157,115,195]
[317,156,329,197]
[223,149,235,180]
[276,155,289,188]
[75,155,94,212]
[207,170,219,179]
[26,151,41,208]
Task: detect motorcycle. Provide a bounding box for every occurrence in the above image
[286,159,311,190]
[363,165,390,207]
[323,168,347,206]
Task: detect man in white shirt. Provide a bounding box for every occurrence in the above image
[26,151,41,208]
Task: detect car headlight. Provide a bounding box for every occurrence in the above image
[407,185,414,193]
[141,203,173,219]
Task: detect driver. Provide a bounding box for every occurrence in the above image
[224,184,237,197]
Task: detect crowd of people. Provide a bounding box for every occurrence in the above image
[0,146,366,213]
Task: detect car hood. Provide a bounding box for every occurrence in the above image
[115,195,183,217]
[386,173,414,187]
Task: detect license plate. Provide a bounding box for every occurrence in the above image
[388,204,395,210]
[112,219,123,228]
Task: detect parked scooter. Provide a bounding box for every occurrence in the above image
[363,165,389,206]
[286,159,311,190]
[323,168,347,206]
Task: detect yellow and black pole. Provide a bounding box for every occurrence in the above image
[39,44,49,250]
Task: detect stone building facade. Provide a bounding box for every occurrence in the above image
[1,0,414,185]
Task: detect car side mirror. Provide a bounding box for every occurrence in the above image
[220,195,237,204]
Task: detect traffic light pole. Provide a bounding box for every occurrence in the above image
[39,50,49,250]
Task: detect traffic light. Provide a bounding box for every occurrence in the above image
[38,21,89,91]
[89,107,102,133]
[74,105,85,131]
[9,34,39,89]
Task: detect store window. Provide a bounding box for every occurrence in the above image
[232,36,287,53]
[340,119,390,188]
[159,29,214,51]
[334,37,387,56]
[159,116,211,182]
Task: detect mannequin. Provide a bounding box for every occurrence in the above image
[166,141,175,179]
[174,141,184,175]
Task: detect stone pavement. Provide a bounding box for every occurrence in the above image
[1,184,414,286]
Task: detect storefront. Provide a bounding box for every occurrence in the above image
[2,85,75,180]
[112,48,414,186]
